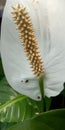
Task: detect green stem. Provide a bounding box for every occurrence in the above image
[39,76,46,112]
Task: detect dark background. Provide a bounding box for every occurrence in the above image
[0,0,6,32]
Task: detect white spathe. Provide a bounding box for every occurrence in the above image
[1,0,65,100]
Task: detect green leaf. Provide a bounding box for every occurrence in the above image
[7,109,65,130]
[0,96,43,122]
[0,122,16,130]
[0,78,44,122]
[0,78,20,105]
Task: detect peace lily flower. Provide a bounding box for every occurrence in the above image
[1,0,65,101]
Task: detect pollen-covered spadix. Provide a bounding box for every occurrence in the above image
[12,4,44,78]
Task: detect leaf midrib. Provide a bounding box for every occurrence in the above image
[0,96,27,110]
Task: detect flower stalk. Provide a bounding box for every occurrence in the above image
[39,76,46,112]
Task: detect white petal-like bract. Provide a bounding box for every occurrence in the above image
[1,0,65,100]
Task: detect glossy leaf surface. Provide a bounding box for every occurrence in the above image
[8,109,65,130]
[0,78,43,122]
